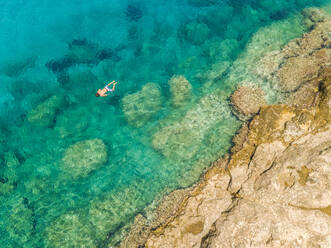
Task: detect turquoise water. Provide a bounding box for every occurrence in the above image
[0,0,329,247]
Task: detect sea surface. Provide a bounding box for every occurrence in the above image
[0,0,330,247]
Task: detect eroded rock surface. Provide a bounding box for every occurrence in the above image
[256,9,331,92]
[230,85,266,120]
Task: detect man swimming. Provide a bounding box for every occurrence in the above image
[96,80,118,97]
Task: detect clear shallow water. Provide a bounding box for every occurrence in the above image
[0,0,329,247]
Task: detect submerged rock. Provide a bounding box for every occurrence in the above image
[168,75,192,108]
[179,21,211,45]
[195,60,230,85]
[2,57,36,77]
[61,139,107,179]
[54,108,89,138]
[27,95,64,127]
[89,186,146,241]
[230,85,266,120]
[1,151,20,193]
[204,39,239,62]
[121,83,162,128]
[125,4,143,22]
[67,39,100,64]
[45,211,96,248]
[5,198,34,244]
[152,93,233,161]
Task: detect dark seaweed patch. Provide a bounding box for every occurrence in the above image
[271,9,289,20]
[45,57,76,73]
[125,4,143,22]
[56,72,70,88]
[69,38,89,48]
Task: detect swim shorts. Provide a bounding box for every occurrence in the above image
[105,85,113,92]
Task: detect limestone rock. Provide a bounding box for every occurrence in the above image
[169,75,192,108]
[119,214,149,248]
[277,55,320,92]
[230,85,266,120]
[256,11,331,93]
[121,83,162,128]
[206,122,331,248]
[61,139,107,179]
[27,95,64,127]
[277,49,330,92]
[145,106,331,248]
[284,13,331,57]
[302,7,327,25]
[145,166,232,248]
[45,211,96,248]
[286,77,319,109]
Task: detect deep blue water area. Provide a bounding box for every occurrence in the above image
[0,0,330,247]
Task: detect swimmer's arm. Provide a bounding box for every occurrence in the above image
[102,94,108,97]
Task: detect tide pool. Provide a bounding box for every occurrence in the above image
[0,0,330,247]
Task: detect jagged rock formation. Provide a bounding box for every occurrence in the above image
[256,9,331,92]
[120,8,331,248]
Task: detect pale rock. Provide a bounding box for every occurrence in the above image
[121,83,162,127]
[169,75,192,108]
[61,138,107,179]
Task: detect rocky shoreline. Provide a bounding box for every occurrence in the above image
[119,7,331,248]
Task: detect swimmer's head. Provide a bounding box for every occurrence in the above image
[95,92,100,97]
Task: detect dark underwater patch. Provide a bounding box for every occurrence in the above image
[271,9,289,20]
[45,57,76,73]
[125,4,143,22]
[46,39,122,74]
